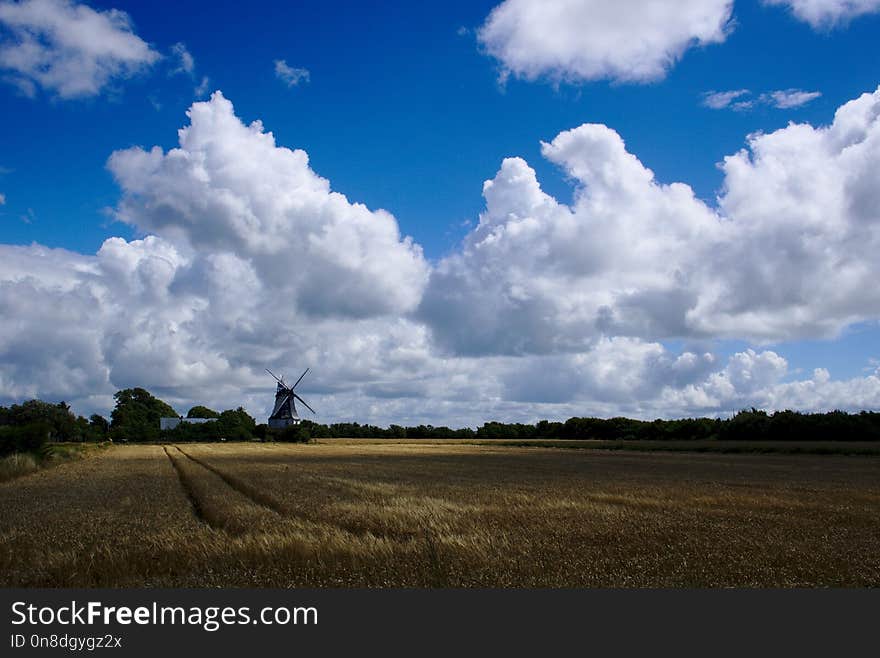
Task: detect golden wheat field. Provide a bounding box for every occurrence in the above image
[1,441,878,587]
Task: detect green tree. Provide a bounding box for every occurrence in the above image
[216,407,256,440]
[274,424,311,443]
[187,405,220,419]
[2,400,77,441]
[110,388,177,442]
[87,414,110,441]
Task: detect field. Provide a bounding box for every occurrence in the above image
[1,441,879,587]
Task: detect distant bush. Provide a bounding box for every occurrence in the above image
[0,400,85,441]
[86,414,110,442]
[272,425,312,443]
[187,405,220,419]
[5,390,880,448]
[717,409,880,442]
[159,406,258,442]
[0,452,39,482]
[111,388,178,443]
[275,410,880,442]
[299,421,474,440]
[0,423,50,457]
[160,420,219,442]
[216,407,256,440]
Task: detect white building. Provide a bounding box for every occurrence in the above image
[160,417,217,431]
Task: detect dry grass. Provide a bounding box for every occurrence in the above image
[1,441,878,587]
[0,452,39,482]
[0,442,99,483]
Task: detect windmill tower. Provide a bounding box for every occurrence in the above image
[266,368,316,429]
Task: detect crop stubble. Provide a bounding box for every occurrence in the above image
[1,441,878,587]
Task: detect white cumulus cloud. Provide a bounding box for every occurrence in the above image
[765,0,880,27]
[420,124,719,354]
[0,0,159,98]
[3,89,880,423]
[477,0,733,84]
[108,91,428,319]
[423,85,880,354]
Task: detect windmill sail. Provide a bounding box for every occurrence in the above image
[271,386,294,418]
[267,368,314,428]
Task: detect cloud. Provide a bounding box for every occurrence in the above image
[422,85,880,356]
[703,88,821,110]
[3,89,880,423]
[169,42,193,75]
[420,125,719,355]
[107,91,428,319]
[764,0,880,27]
[708,87,880,338]
[167,41,210,98]
[0,0,159,98]
[500,338,718,406]
[477,0,733,84]
[703,89,751,110]
[0,192,5,204]
[762,88,822,108]
[0,243,107,402]
[194,75,209,97]
[665,351,880,414]
[0,235,450,423]
[3,236,877,423]
[274,59,309,87]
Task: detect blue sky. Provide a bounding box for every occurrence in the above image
[4,0,878,257]
[1,0,880,423]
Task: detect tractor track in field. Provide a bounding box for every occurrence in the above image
[166,446,442,547]
[173,445,289,516]
[165,445,382,541]
[163,445,216,529]
[164,445,285,533]
[164,445,290,535]
[165,446,418,543]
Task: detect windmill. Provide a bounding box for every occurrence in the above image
[266,368,316,429]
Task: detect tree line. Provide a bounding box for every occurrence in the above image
[294,409,880,442]
[3,387,880,458]
[107,388,258,442]
[0,400,109,457]
[0,388,262,454]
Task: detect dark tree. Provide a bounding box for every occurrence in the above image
[110,388,177,442]
[84,414,110,442]
[216,407,256,440]
[187,405,221,419]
